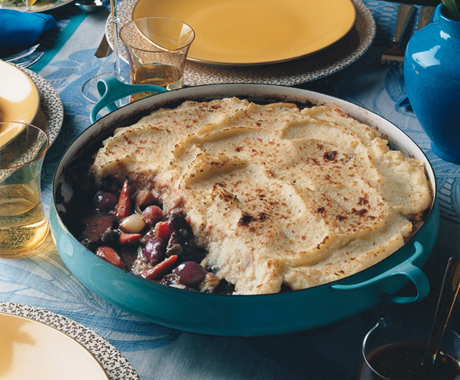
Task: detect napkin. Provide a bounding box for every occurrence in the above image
[0,9,56,49]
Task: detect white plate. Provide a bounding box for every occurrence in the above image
[0,313,109,379]
[0,302,139,380]
[110,0,375,86]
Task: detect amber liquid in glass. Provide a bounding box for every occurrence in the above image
[131,63,183,101]
[0,184,48,255]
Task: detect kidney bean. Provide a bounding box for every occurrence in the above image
[143,237,166,264]
[172,261,207,288]
[142,205,163,226]
[94,191,118,211]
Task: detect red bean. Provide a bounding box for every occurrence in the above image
[143,238,166,264]
[142,205,163,226]
[94,191,118,211]
[172,261,207,288]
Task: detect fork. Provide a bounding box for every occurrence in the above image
[381,4,416,65]
[14,52,44,68]
[1,44,40,62]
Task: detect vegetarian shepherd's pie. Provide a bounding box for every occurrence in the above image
[78,97,432,295]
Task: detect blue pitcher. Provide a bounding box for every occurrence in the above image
[404,4,460,163]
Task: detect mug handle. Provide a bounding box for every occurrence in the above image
[90,76,168,123]
[331,241,430,304]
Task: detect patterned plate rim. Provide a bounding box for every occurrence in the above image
[0,302,140,380]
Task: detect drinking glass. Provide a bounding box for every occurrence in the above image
[119,17,195,101]
[81,0,123,103]
[24,0,33,11]
[0,122,49,256]
[358,318,460,380]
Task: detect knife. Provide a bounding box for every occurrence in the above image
[95,34,113,58]
[418,6,435,30]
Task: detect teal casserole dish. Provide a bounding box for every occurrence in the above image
[50,84,439,336]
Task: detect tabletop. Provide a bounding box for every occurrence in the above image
[1,1,460,379]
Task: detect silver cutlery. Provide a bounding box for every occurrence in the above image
[423,257,460,367]
[15,52,44,68]
[418,6,435,30]
[381,4,416,65]
[95,33,112,58]
[1,44,40,62]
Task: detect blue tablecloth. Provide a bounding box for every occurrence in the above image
[1,2,460,379]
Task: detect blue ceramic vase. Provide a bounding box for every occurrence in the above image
[404,5,460,163]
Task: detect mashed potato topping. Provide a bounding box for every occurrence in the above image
[91,98,432,294]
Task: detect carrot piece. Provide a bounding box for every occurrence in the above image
[96,246,125,269]
[155,220,172,239]
[141,255,178,280]
[115,180,132,218]
[119,233,142,245]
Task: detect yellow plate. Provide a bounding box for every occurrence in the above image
[0,313,109,380]
[0,61,40,125]
[133,0,356,66]
[0,61,40,148]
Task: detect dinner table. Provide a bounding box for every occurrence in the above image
[1,0,460,379]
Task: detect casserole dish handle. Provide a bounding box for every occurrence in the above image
[90,76,167,123]
[331,241,429,304]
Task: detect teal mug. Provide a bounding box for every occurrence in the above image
[90,76,167,123]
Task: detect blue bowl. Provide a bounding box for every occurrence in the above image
[50,84,439,336]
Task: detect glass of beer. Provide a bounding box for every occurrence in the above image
[119,17,195,101]
[0,122,49,256]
